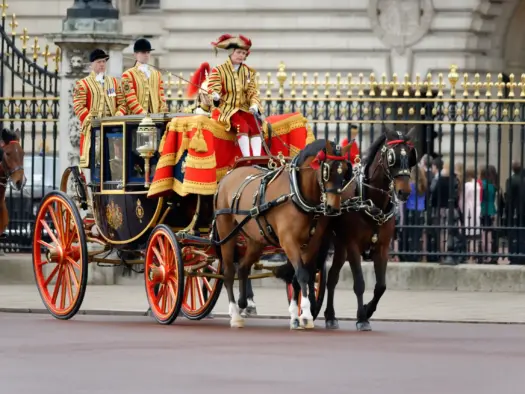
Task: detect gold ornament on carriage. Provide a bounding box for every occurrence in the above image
[106,200,123,230]
[136,198,145,223]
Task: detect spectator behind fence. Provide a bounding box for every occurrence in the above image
[480,165,498,263]
[459,166,482,262]
[505,161,525,264]
[428,158,462,262]
[399,165,427,261]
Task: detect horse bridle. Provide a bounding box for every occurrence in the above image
[292,147,352,216]
[0,141,25,188]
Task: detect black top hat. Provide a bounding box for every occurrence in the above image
[89,48,109,63]
[133,38,154,53]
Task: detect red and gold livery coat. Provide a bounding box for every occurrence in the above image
[207,57,262,132]
[73,71,127,167]
[121,65,168,115]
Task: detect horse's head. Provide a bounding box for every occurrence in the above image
[309,140,353,215]
[379,127,418,202]
[0,128,25,191]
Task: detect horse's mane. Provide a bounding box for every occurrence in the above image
[1,128,18,143]
[296,139,336,166]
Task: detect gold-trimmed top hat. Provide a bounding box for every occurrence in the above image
[211,34,252,56]
[89,48,109,63]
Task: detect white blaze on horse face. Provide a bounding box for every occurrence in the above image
[229,301,244,328]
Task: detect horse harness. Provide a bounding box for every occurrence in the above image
[212,152,351,248]
[342,136,414,226]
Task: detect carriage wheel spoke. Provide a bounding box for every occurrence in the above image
[44,265,60,287]
[160,285,168,313]
[65,256,81,271]
[195,277,205,308]
[168,280,177,302]
[152,246,163,266]
[67,263,80,292]
[60,266,69,310]
[47,206,64,244]
[202,277,213,293]
[51,266,64,306]
[40,218,60,246]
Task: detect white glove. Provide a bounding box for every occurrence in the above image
[195,107,208,115]
[212,92,220,101]
[249,104,259,114]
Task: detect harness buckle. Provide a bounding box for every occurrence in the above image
[249,206,260,217]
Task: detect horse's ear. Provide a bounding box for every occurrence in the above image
[325,139,333,155]
[406,126,418,143]
[405,127,419,166]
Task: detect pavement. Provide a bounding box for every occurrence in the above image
[1,313,524,394]
[4,253,525,291]
[1,282,525,324]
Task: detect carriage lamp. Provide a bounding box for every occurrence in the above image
[136,114,158,188]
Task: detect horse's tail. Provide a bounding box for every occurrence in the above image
[315,230,333,271]
[211,218,222,262]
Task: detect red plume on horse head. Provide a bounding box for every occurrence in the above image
[187,62,210,98]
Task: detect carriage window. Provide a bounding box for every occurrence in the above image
[106,133,124,182]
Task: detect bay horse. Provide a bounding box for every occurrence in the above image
[213,139,353,329]
[0,128,26,236]
[321,127,418,331]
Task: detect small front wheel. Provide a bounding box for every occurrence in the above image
[144,225,184,325]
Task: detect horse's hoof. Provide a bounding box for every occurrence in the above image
[230,318,245,328]
[300,317,315,329]
[356,321,372,331]
[325,319,339,330]
[290,318,303,330]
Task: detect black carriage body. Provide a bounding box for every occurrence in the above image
[89,114,198,248]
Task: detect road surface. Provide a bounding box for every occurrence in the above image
[0,313,523,394]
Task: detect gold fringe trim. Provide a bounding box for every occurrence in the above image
[216,166,230,182]
[181,179,218,195]
[147,178,174,198]
[185,153,217,170]
[172,178,189,197]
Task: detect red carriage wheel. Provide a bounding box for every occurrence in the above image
[181,257,223,320]
[286,263,326,320]
[144,225,184,325]
[32,191,88,320]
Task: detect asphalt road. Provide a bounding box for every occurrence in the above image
[0,313,523,394]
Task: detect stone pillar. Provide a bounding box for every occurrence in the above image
[45,0,133,285]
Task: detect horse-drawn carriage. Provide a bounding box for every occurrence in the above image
[31,111,330,325]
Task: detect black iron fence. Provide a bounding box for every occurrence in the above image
[0,8,60,252]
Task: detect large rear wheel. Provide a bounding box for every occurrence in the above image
[144,225,184,325]
[32,191,88,320]
[286,263,326,320]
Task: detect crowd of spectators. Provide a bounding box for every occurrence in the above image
[393,155,525,265]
